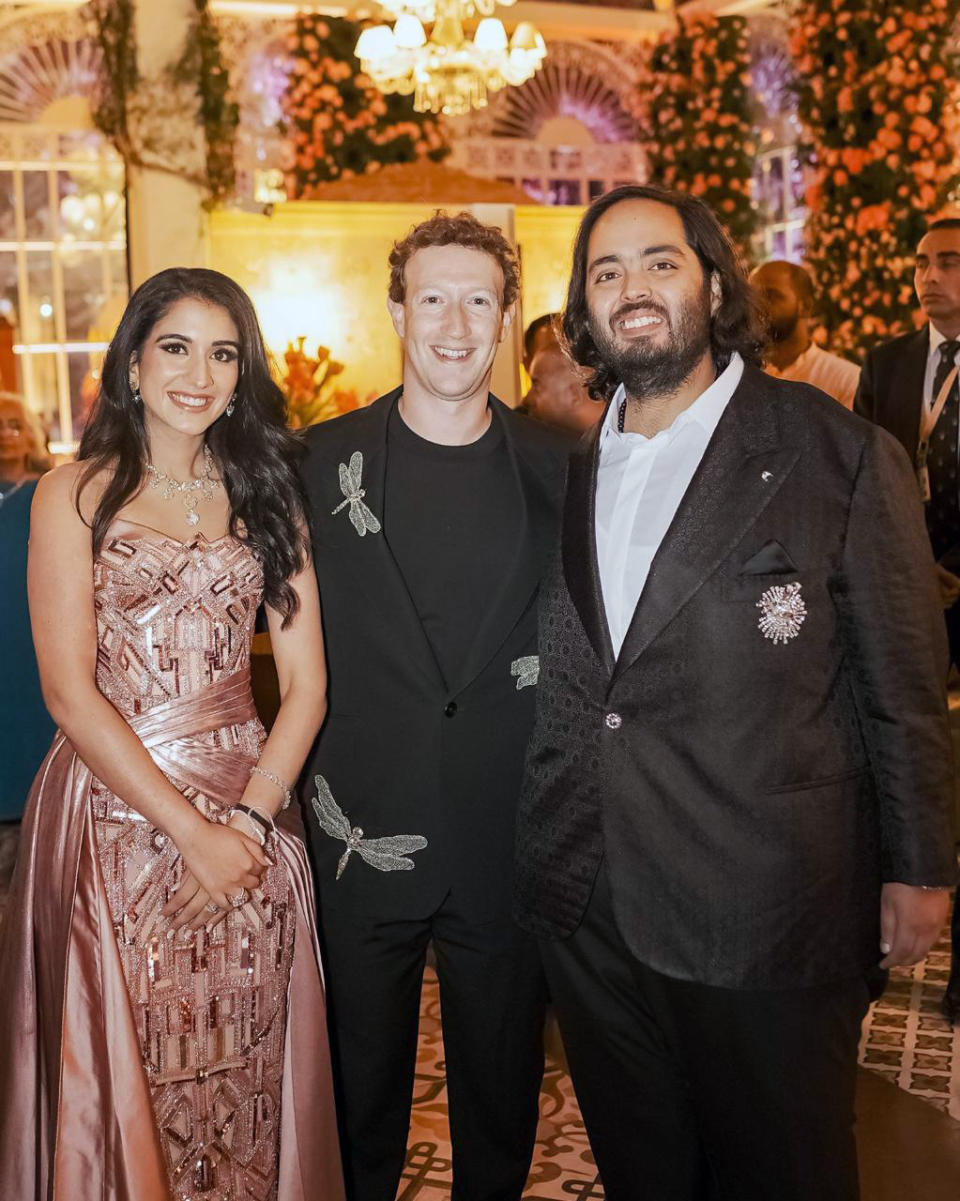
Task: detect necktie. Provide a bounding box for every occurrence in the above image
[925,339,960,559]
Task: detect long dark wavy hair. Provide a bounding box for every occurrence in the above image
[77,267,309,625]
[562,184,766,403]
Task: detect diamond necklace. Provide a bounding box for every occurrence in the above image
[145,444,219,526]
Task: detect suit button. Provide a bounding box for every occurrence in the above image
[605,712,622,730]
[444,701,458,718]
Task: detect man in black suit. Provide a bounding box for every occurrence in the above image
[301,212,569,1201]
[855,216,960,1026]
[515,185,956,1201]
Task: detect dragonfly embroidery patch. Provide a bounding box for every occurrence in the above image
[311,775,427,880]
[332,451,381,537]
[511,656,540,690]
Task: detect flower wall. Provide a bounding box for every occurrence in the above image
[282,13,448,199]
[792,0,960,354]
[638,12,760,261]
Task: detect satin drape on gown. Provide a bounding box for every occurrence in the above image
[0,671,344,1201]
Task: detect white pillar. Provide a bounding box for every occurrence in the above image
[125,0,207,287]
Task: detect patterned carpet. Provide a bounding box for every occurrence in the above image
[402,968,601,1200]
[859,914,960,1122]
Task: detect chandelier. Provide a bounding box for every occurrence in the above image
[355,0,547,118]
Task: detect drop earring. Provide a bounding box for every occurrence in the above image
[132,386,142,405]
[225,394,236,417]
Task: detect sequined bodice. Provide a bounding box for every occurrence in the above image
[94,520,264,717]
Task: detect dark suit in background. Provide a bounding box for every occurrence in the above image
[516,369,957,1200]
[855,324,960,1025]
[302,389,569,1201]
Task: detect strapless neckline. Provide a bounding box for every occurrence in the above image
[107,515,238,550]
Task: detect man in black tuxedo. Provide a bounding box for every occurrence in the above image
[301,212,569,1201]
[515,185,956,1201]
[855,216,960,1026]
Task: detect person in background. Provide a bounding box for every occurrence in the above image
[855,215,960,1026]
[751,260,860,408]
[0,392,54,894]
[522,312,559,378]
[526,338,603,434]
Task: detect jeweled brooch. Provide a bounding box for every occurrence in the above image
[756,581,806,645]
[332,451,381,537]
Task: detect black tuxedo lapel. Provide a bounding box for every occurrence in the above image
[561,418,616,676]
[885,328,928,461]
[338,388,446,689]
[452,399,551,694]
[612,368,800,687]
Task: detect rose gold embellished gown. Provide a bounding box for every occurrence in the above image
[0,520,344,1201]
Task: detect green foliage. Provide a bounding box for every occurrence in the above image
[174,0,239,204]
[89,0,139,153]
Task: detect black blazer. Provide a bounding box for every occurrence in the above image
[854,325,929,462]
[302,389,570,920]
[515,365,956,989]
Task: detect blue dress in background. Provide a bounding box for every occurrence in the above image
[0,478,55,819]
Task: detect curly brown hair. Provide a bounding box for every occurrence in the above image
[388,211,520,309]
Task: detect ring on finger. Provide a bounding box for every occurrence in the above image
[227,889,248,909]
[205,901,220,914]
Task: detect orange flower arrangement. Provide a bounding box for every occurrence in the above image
[792,0,960,354]
[280,337,365,428]
[635,13,760,261]
[282,13,448,198]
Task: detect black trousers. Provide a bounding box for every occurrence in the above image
[319,887,546,1201]
[540,866,871,1201]
[943,603,960,1000]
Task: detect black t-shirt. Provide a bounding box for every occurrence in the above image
[384,406,518,687]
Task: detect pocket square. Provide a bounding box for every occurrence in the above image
[739,540,797,575]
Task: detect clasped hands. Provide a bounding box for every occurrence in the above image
[162,813,271,935]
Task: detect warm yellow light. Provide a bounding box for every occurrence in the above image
[474,18,508,53]
[394,14,427,49]
[510,21,541,54]
[355,25,397,64]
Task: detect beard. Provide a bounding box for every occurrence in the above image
[766,311,799,342]
[588,286,713,400]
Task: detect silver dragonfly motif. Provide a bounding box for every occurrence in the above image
[311,775,427,880]
[332,451,381,537]
[510,655,540,690]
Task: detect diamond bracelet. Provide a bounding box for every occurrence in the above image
[250,764,292,809]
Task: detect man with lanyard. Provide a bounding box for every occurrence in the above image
[856,215,960,1026]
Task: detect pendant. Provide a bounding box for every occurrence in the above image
[185,509,200,526]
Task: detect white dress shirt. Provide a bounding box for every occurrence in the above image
[764,342,860,409]
[924,323,960,412]
[595,353,744,657]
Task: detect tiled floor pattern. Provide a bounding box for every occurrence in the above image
[859,915,960,1122]
[401,967,601,1200]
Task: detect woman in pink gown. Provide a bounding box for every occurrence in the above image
[0,268,344,1200]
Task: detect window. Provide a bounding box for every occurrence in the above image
[0,124,128,454]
